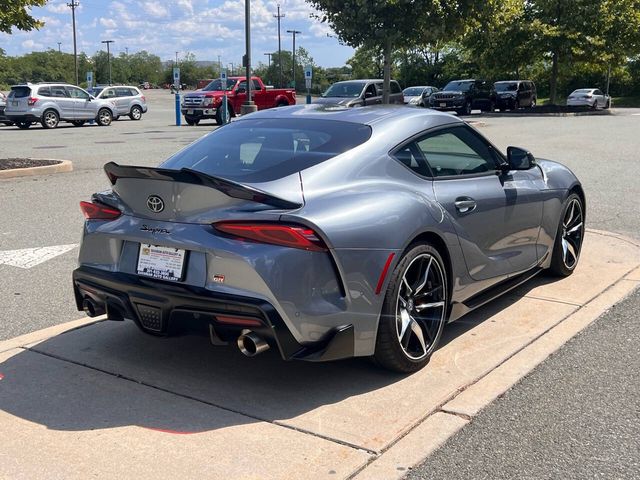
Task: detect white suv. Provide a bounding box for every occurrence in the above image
[5,83,118,129]
[89,85,148,120]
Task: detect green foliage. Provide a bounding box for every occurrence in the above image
[254,48,317,91]
[0,0,47,34]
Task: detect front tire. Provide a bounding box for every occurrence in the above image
[96,108,113,126]
[374,244,448,373]
[215,103,231,125]
[548,193,585,277]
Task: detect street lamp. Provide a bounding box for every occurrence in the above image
[57,42,62,53]
[286,30,301,91]
[241,0,257,115]
[101,40,114,85]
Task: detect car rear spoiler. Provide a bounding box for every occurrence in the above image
[103,162,302,210]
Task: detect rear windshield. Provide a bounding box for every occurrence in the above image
[161,118,372,182]
[9,86,31,98]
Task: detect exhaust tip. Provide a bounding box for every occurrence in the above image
[237,330,270,357]
[106,301,125,321]
[82,298,105,318]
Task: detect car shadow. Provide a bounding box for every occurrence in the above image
[0,272,563,435]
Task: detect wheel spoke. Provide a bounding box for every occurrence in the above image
[413,257,432,294]
[401,276,413,296]
[414,301,445,312]
[567,222,583,234]
[398,309,412,344]
[566,238,578,264]
[564,201,576,228]
[410,318,427,355]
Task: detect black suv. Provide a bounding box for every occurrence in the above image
[494,80,537,110]
[429,79,495,115]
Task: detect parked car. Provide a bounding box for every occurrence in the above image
[92,85,148,120]
[0,92,14,126]
[181,76,296,125]
[315,79,404,107]
[566,88,610,109]
[5,83,118,129]
[494,80,537,110]
[403,86,438,107]
[73,104,585,373]
[429,79,495,115]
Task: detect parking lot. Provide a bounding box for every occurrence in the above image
[1,91,640,478]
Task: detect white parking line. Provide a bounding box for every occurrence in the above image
[0,244,78,269]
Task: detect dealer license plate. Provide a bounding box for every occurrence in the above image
[137,244,186,281]
[440,102,447,107]
[187,109,194,114]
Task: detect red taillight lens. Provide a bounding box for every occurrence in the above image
[27,97,38,106]
[214,222,327,251]
[80,201,121,220]
[141,95,146,102]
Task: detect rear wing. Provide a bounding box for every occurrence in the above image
[103,162,302,210]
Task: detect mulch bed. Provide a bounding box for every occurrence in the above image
[0,158,62,170]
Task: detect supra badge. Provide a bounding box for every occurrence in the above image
[147,195,164,213]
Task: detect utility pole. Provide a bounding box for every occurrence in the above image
[101,40,114,85]
[287,30,301,91]
[217,55,221,77]
[273,3,285,88]
[241,0,257,115]
[57,42,61,53]
[264,52,272,68]
[229,62,234,76]
[67,1,79,85]
[125,47,128,55]
[175,51,179,66]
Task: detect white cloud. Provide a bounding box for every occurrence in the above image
[309,22,333,38]
[143,2,169,18]
[22,39,35,49]
[177,0,194,15]
[100,18,118,29]
[47,3,69,14]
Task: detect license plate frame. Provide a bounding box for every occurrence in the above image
[136,244,187,282]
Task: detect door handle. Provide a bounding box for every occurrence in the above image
[454,197,477,214]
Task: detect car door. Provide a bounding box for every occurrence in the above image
[115,87,132,115]
[66,86,94,119]
[416,125,543,280]
[49,85,75,119]
[593,89,604,107]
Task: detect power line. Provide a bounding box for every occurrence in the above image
[67,1,79,85]
[273,3,285,88]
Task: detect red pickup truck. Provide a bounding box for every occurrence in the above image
[181,76,296,125]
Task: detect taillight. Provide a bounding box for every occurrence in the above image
[79,201,121,220]
[27,97,38,106]
[141,95,146,102]
[583,95,592,98]
[214,222,327,251]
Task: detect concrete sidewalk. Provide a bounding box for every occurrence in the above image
[0,230,639,479]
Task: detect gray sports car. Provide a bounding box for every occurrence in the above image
[73,105,585,372]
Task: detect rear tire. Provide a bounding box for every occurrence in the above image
[41,109,59,129]
[96,108,112,126]
[129,105,143,120]
[548,193,585,277]
[16,121,31,129]
[374,243,448,373]
[276,100,289,107]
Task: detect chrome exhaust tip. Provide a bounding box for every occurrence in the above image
[237,330,270,357]
[82,298,105,318]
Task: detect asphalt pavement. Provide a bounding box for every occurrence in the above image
[406,287,640,480]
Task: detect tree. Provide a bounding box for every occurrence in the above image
[0,0,47,33]
[308,0,477,102]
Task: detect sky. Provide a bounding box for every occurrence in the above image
[0,0,355,67]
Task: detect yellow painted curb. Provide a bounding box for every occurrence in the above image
[0,159,73,179]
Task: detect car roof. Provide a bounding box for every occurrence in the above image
[235,104,461,129]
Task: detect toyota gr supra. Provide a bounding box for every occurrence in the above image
[73,105,585,372]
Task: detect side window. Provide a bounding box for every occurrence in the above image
[252,80,261,91]
[594,89,603,96]
[115,87,130,97]
[66,87,89,99]
[237,81,247,92]
[365,84,377,98]
[390,82,401,94]
[102,88,116,98]
[51,86,69,98]
[393,144,431,177]
[38,86,52,97]
[415,126,498,177]
[375,83,383,95]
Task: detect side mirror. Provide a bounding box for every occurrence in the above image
[507,146,536,170]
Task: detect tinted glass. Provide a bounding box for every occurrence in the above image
[495,82,518,92]
[323,82,365,98]
[115,87,131,97]
[102,88,116,98]
[10,86,31,98]
[594,89,603,95]
[443,81,473,92]
[67,86,89,99]
[38,86,52,97]
[50,86,69,98]
[202,79,234,91]
[161,118,372,182]
[415,126,497,177]
[394,144,430,177]
[391,82,402,94]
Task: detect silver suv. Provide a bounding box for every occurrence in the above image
[5,83,118,129]
[89,85,148,120]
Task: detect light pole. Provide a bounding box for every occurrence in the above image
[101,40,114,85]
[57,42,62,53]
[241,0,257,115]
[273,3,285,88]
[286,30,301,91]
[67,1,79,85]
[229,62,234,76]
[264,52,272,68]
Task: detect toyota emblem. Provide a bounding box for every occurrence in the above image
[146,195,165,213]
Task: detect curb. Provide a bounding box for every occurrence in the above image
[0,159,73,179]
[481,110,613,118]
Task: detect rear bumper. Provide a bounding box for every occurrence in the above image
[5,113,40,122]
[73,266,354,362]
